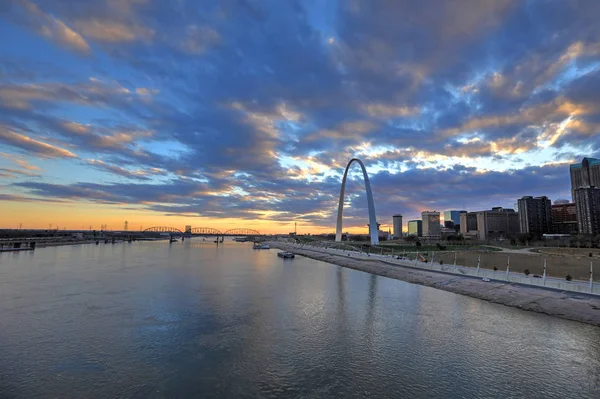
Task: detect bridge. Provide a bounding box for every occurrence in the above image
[142,226,262,236]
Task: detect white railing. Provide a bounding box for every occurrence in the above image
[277,242,599,296]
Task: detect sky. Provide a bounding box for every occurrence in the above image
[0,0,599,234]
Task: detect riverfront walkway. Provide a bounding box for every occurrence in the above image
[269,241,600,327]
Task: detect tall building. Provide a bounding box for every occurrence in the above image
[392,214,403,238]
[443,210,465,228]
[574,186,600,235]
[475,207,520,240]
[551,202,578,234]
[422,211,441,238]
[517,196,552,235]
[407,220,422,237]
[570,157,600,200]
[459,211,478,236]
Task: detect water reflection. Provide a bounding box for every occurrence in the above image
[0,241,599,398]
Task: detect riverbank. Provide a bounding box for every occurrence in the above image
[269,242,600,327]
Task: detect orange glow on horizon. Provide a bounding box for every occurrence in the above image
[0,200,391,235]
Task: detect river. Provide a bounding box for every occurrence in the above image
[1,239,599,398]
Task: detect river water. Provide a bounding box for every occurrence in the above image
[1,239,599,398]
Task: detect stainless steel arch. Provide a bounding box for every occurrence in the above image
[335,158,379,245]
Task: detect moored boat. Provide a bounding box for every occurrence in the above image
[0,241,36,252]
[277,251,295,258]
[252,243,270,249]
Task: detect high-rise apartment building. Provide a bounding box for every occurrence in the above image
[570,158,600,200]
[517,196,552,235]
[574,186,600,235]
[407,220,422,237]
[551,202,578,234]
[475,207,520,240]
[422,211,441,238]
[392,214,402,238]
[459,211,478,236]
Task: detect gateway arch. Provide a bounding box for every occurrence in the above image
[335,158,379,245]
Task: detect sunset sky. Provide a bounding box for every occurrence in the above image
[1,0,599,234]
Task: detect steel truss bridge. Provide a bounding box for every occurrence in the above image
[143,226,261,236]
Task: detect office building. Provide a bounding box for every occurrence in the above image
[475,207,520,240]
[574,186,600,235]
[443,210,465,228]
[551,202,578,234]
[392,214,402,238]
[517,196,552,235]
[459,211,478,236]
[422,211,441,238]
[407,220,422,237]
[570,157,600,200]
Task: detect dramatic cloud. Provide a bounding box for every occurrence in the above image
[11,0,90,54]
[0,126,77,158]
[0,0,599,230]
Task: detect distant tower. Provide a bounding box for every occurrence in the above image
[124,221,128,231]
[392,214,403,238]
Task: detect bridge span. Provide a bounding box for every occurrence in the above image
[143,226,262,236]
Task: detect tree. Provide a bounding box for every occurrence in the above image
[517,233,534,245]
[415,241,422,247]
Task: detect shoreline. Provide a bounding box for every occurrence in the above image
[269,242,600,327]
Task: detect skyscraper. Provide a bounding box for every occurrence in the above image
[517,196,552,235]
[422,211,440,238]
[443,210,464,228]
[459,211,478,236]
[407,220,422,236]
[570,157,600,200]
[392,214,402,238]
[475,207,520,240]
[551,202,578,234]
[574,186,600,235]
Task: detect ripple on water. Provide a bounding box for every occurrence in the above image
[0,242,599,398]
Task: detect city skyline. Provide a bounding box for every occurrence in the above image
[0,0,597,233]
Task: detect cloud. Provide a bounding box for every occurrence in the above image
[0,126,77,158]
[14,0,90,54]
[1,0,599,230]
[0,167,41,177]
[75,19,154,43]
[0,78,157,111]
[86,159,165,180]
[0,193,67,203]
[180,25,220,54]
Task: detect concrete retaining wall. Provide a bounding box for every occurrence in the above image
[286,243,600,296]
